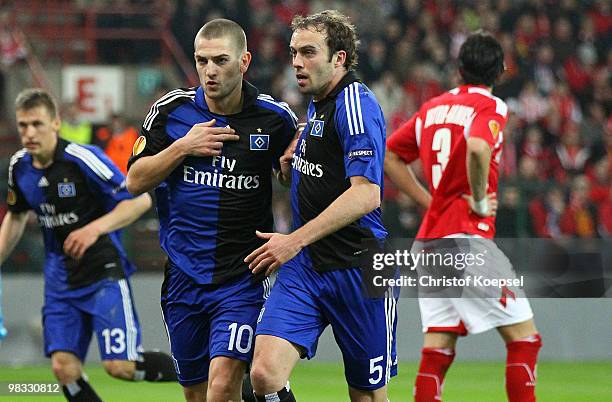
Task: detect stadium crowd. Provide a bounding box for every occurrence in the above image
[0,0,610,255]
[165,0,611,239]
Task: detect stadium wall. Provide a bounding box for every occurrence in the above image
[1,274,610,365]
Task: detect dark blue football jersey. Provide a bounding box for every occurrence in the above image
[6,139,136,297]
[290,72,388,271]
[128,82,297,285]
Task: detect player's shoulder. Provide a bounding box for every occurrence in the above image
[8,148,29,168]
[255,92,298,129]
[336,80,380,110]
[8,148,29,181]
[461,87,508,118]
[142,86,198,130]
[63,142,115,181]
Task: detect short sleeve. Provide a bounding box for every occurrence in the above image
[335,83,386,186]
[386,113,420,164]
[127,115,170,171]
[468,100,508,148]
[6,154,31,213]
[64,144,133,212]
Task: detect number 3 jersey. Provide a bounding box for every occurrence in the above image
[387,85,508,239]
[6,139,136,297]
[128,82,296,285]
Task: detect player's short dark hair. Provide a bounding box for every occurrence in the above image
[458,31,505,87]
[195,18,247,54]
[15,88,58,118]
[291,10,360,70]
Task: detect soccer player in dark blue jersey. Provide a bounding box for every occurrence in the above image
[126,19,297,402]
[246,10,397,402]
[0,88,177,402]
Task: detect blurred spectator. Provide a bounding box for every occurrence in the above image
[598,186,612,237]
[517,81,549,124]
[59,102,93,145]
[371,71,403,126]
[514,155,545,201]
[96,113,138,174]
[388,93,417,133]
[359,38,388,84]
[529,187,566,238]
[586,157,611,205]
[530,42,558,96]
[551,123,590,181]
[249,35,281,95]
[580,102,607,148]
[560,175,598,238]
[548,82,582,135]
[496,185,529,237]
[552,17,575,65]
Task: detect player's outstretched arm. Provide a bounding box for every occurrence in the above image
[63,193,152,260]
[384,150,432,209]
[126,119,238,195]
[0,211,29,265]
[245,176,380,275]
[464,137,497,217]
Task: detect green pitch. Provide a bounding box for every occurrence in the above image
[0,361,609,401]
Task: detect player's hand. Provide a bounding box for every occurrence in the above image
[180,119,239,157]
[462,192,497,217]
[244,231,302,276]
[63,224,102,260]
[278,138,298,184]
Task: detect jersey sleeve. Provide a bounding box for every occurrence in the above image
[65,144,133,212]
[468,99,508,148]
[273,103,299,170]
[6,154,31,213]
[335,84,386,186]
[127,95,176,171]
[386,113,420,164]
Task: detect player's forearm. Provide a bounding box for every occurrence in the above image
[126,140,189,195]
[0,212,28,264]
[466,138,491,201]
[275,169,291,187]
[87,193,152,236]
[292,177,380,248]
[384,151,431,209]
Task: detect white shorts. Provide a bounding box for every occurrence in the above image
[413,235,534,335]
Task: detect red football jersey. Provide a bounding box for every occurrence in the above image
[387,85,508,239]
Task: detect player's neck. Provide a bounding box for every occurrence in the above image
[462,83,493,92]
[205,83,244,115]
[31,136,57,169]
[314,69,348,102]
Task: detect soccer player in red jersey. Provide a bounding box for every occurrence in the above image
[385,32,542,402]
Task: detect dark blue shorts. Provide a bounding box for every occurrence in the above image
[255,259,398,391]
[43,278,142,362]
[161,266,269,386]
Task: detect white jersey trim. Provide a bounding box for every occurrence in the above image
[8,148,27,186]
[343,82,365,135]
[257,94,299,126]
[143,89,196,131]
[65,144,114,181]
[467,87,508,118]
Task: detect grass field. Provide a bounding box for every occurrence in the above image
[0,361,610,401]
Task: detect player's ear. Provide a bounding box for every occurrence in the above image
[240,51,252,74]
[52,115,61,132]
[335,50,347,68]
